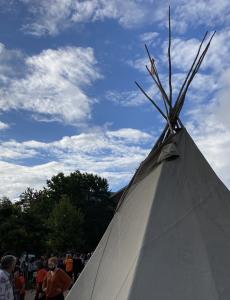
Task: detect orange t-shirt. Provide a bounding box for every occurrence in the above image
[36,269,48,284]
[15,276,25,294]
[65,259,73,272]
[42,268,72,298]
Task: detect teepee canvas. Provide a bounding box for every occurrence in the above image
[66,8,230,300]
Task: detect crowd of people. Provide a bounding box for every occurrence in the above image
[0,252,92,300]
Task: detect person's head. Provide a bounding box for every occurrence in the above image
[1,255,17,273]
[48,257,58,271]
[36,261,43,270]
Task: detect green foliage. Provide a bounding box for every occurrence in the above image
[0,197,47,256]
[47,195,84,252]
[0,171,116,255]
[46,171,114,251]
[0,198,23,255]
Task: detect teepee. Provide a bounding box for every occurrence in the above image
[66,8,230,300]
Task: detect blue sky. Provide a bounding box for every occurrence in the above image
[0,0,230,199]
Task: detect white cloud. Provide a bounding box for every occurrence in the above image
[150,0,230,33]
[0,128,153,198]
[154,29,230,191]
[20,0,154,36]
[0,160,65,200]
[106,90,146,107]
[127,28,229,108]
[0,45,101,124]
[105,80,167,109]
[20,0,75,36]
[107,128,151,143]
[172,0,230,29]
[186,104,230,190]
[163,37,201,72]
[127,56,149,73]
[160,30,230,74]
[184,69,230,192]
[139,32,160,45]
[0,43,24,83]
[91,0,152,28]
[0,140,38,159]
[167,30,230,106]
[16,0,230,36]
[214,68,230,129]
[202,29,230,72]
[0,121,9,130]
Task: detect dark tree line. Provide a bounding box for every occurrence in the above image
[0,171,117,256]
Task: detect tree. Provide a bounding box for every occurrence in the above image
[0,170,116,255]
[19,188,52,218]
[0,196,47,256]
[48,195,84,252]
[47,171,110,205]
[46,171,115,250]
[0,198,25,255]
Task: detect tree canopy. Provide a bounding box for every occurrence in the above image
[0,171,117,256]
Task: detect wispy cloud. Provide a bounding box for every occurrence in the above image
[19,0,155,36]
[127,56,149,73]
[0,121,9,130]
[172,0,230,30]
[177,30,230,190]
[0,127,153,198]
[186,100,230,190]
[0,43,24,83]
[105,79,166,109]
[150,0,230,33]
[139,32,160,46]
[0,45,102,124]
[124,29,229,107]
[161,29,230,73]
[0,160,65,200]
[105,90,146,107]
[15,0,230,37]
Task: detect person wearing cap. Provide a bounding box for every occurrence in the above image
[0,255,17,300]
[42,257,72,300]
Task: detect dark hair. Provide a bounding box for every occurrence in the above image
[1,255,16,270]
[14,266,21,274]
[36,261,44,270]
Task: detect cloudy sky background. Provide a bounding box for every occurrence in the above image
[0,0,230,199]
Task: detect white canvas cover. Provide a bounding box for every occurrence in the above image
[66,128,230,300]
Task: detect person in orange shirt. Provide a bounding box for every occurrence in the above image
[14,268,26,300]
[64,254,73,279]
[42,257,72,300]
[35,262,47,300]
